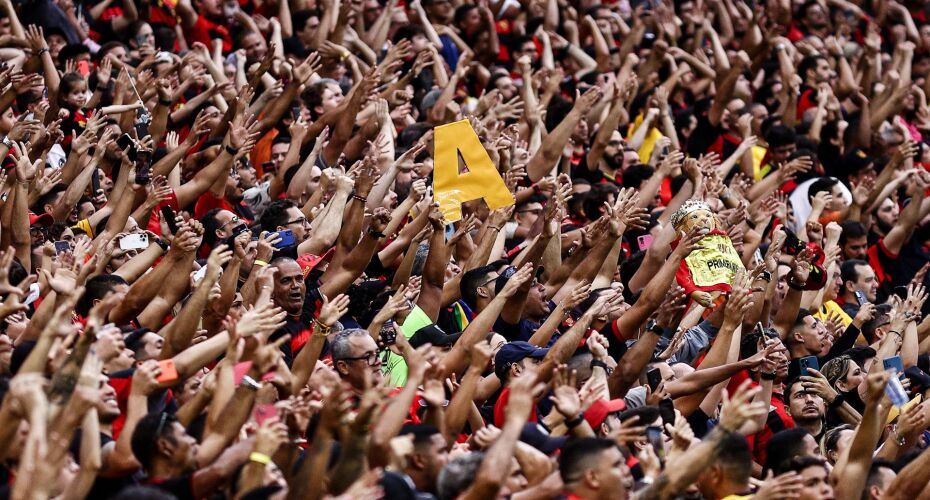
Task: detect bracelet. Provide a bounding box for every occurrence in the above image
[313,319,332,335]
[154,238,169,252]
[890,330,903,339]
[353,194,368,203]
[788,278,806,290]
[159,98,173,106]
[892,425,906,446]
[368,228,386,239]
[828,393,845,409]
[590,359,609,372]
[564,413,584,428]
[254,259,268,267]
[225,145,239,156]
[489,225,501,231]
[249,452,272,465]
[760,371,777,381]
[36,48,48,56]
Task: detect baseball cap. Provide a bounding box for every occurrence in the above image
[841,148,875,176]
[493,265,545,295]
[519,423,567,454]
[584,398,627,428]
[409,324,462,348]
[296,247,334,279]
[494,341,548,381]
[28,212,53,227]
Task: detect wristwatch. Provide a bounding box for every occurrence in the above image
[756,271,772,283]
[0,135,13,149]
[646,319,664,336]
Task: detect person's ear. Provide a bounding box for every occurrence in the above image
[335,360,349,376]
[584,468,600,489]
[792,330,804,345]
[510,362,522,379]
[156,436,174,458]
[410,451,426,470]
[476,286,490,300]
[600,422,610,437]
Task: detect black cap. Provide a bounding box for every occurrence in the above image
[408,324,462,348]
[493,265,545,295]
[520,423,567,454]
[841,148,875,175]
[494,341,548,381]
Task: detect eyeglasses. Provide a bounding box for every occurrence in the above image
[219,216,240,231]
[337,351,380,366]
[285,216,309,226]
[156,411,169,436]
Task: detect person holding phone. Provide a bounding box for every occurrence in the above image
[838,259,879,317]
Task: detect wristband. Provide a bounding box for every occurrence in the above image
[154,238,169,252]
[760,371,777,381]
[368,228,386,239]
[249,452,272,465]
[225,145,239,156]
[590,359,608,372]
[489,225,501,231]
[788,278,806,290]
[241,375,261,391]
[353,194,368,203]
[564,413,584,429]
[254,259,268,267]
[159,98,173,106]
[36,48,49,56]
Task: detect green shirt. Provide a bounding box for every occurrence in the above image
[383,305,433,387]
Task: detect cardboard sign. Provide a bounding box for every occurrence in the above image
[433,120,515,222]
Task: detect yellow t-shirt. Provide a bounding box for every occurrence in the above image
[72,219,94,238]
[751,145,769,181]
[627,113,665,163]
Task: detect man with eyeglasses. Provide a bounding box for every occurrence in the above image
[330,328,385,391]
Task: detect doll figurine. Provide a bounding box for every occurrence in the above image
[670,199,745,307]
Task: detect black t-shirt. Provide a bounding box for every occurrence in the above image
[272,284,324,367]
[687,104,724,158]
[70,431,139,499]
[144,474,196,500]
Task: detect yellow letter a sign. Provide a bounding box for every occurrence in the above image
[433,119,515,222]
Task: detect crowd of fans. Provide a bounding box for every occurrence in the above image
[1,0,930,497]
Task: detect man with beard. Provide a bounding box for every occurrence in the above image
[786,378,827,442]
[69,363,161,498]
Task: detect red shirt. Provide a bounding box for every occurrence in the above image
[183,15,231,52]
[493,387,538,427]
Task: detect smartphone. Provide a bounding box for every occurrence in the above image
[883,355,904,375]
[91,168,101,194]
[646,368,663,392]
[799,355,819,376]
[658,398,675,426]
[254,404,278,426]
[754,322,765,338]
[76,60,91,77]
[637,234,654,252]
[116,133,135,152]
[646,426,665,459]
[379,321,397,346]
[53,240,71,254]
[854,289,868,306]
[290,104,301,122]
[160,206,179,234]
[135,150,152,186]
[273,229,296,249]
[894,286,909,300]
[156,359,179,383]
[119,233,149,251]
